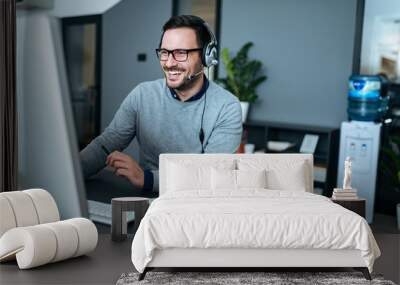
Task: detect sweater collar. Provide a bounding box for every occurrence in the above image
[168,75,209,102]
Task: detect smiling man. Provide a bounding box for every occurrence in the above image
[80,15,242,193]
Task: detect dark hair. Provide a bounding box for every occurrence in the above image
[159,15,211,49]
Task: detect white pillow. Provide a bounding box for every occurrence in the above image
[238,158,309,191]
[211,169,267,190]
[237,169,267,188]
[265,167,307,191]
[167,160,235,191]
[211,169,236,190]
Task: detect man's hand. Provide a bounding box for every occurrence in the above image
[106,151,144,189]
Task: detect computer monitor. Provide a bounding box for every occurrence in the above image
[17,13,88,219]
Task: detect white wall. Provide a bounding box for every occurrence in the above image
[360,0,400,74]
[16,11,86,219]
[51,0,121,17]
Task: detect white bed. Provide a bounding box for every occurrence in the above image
[131,154,380,280]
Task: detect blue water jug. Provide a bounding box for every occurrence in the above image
[348,75,389,121]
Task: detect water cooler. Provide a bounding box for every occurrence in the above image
[337,75,389,223]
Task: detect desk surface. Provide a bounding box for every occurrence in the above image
[85,168,157,204]
[0,234,133,285]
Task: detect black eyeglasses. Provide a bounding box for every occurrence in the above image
[155,48,202,62]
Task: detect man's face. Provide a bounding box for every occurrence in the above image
[160,28,203,90]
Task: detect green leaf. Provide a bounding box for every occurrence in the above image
[217,42,267,102]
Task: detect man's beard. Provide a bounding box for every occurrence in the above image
[163,67,202,91]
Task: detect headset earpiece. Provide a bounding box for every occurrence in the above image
[201,22,218,68]
[203,43,218,67]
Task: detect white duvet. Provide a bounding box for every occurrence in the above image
[131,190,380,273]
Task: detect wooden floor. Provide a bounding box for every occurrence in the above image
[0,216,399,285]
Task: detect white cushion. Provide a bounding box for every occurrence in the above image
[211,169,267,190]
[0,225,57,268]
[0,218,97,269]
[0,189,60,238]
[237,169,267,188]
[23,189,60,224]
[64,218,98,257]
[0,196,17,238]
[211,169,237,190]
[265,166,307,191]
[0,191,39,227]
[167,160,235,191]
[42,221,78,262]
[238,158,310,191]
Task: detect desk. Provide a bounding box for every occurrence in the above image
[0,234,133,285]
[85,168,157,204]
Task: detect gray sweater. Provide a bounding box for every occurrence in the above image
[80,78,242,192]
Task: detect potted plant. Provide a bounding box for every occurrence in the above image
[216,42,267,123]
[380,135,400,229]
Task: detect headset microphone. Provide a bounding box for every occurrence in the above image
[187,70,203,81]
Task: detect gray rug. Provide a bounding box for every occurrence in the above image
[116,271,396,285]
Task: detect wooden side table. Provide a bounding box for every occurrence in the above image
[111,197,149,242]
[331,198,366,218]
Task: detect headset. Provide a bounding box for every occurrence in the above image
[198,21,218,153]
[200,21,218,68]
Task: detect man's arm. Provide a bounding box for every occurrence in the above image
[204,100,243,153]
[80,92,138,178]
